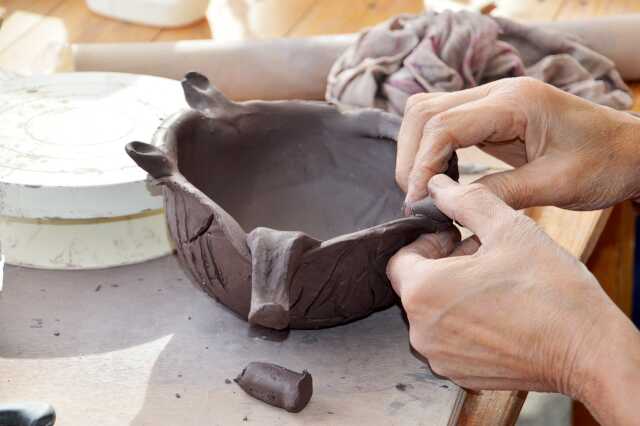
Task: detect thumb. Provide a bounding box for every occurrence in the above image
[386,229,460,297]
[428,174,519,243]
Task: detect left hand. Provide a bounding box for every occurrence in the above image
[395,78,640,211]
[386,174,638,409]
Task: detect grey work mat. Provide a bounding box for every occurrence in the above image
[0,255,464,425]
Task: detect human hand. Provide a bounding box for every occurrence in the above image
[395,77,640,210]
[387,175,640,425]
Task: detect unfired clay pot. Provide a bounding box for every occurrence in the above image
[126,72,457,330]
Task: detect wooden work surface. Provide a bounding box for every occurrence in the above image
[0,1,638,425]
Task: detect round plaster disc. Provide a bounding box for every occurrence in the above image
[0,72,187,219]
[0,72,185,269]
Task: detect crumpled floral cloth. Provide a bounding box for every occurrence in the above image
[326,11,633,114]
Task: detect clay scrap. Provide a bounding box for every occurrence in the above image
[126,72,458,330]
[235,362,313,413]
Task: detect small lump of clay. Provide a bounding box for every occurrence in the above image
[235,362,313,413]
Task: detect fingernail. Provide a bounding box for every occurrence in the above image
[404,193,420,212]
[401,202,411,217]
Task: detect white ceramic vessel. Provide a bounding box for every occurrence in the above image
[86,0,209,27]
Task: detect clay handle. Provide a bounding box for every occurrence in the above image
[125,141,176,179]
[182,71,234,114]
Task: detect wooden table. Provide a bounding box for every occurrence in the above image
[0,1,637,425]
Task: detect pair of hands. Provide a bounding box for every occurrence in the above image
[387,77,640,425]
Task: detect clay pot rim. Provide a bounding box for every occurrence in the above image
[149,108,443,261]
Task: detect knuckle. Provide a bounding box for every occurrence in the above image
[401,284,425,316]
[408,173,431,198]
[415,143,453,179]
[423,111,451,132]
[386,250,414,287]
[500,76,545,98]
[425,344,458,379]
[422,130,451,155]
[494,209,535,242]
[385,252,403,281]
[408,326,430,355]
[508,211,538,236]
[408,165,429,187]
[431,364,450,378]
[510,108,528,136]
[498,205,529,227]
[404,93,430,115]
[424,342,442,361]
[407,323,453,378]
[416,105,444,123]
[513,75,539,86]
[407,327,420,350]
[404,94,422,111]
[406,96,447,125]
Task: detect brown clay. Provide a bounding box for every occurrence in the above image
[235,362,313,413]
[126,72,458,330]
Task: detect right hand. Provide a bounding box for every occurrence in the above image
[395,77,640,210]
[387,176,640,426]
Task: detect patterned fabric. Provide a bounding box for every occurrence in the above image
[326,11,633,114]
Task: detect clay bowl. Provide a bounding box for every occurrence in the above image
[126,72,456,330]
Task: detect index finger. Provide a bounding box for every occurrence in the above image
[405,96,527,204]
[396,85,492,193]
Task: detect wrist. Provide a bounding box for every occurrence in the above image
[573,311,640,425]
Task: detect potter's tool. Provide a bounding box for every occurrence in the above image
[0,72,186,269]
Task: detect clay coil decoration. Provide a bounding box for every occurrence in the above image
[126,72,458,330]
